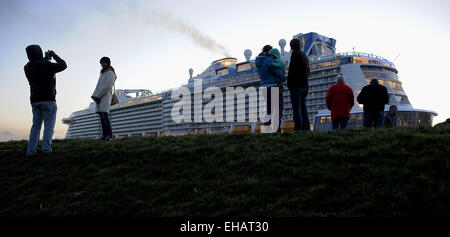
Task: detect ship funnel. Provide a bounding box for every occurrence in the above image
[279,39,286,55]
[189,68,193,79]
[244,49,252,62]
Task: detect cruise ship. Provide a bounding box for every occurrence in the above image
[62,32,437,138]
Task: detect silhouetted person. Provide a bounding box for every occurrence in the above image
[357,78,389,128]
[288,38,310,131]
[325,75,354,130]
[91,57,116,141]
[384,105,398,128]
[256,45,286,133]
[24,45,67,156]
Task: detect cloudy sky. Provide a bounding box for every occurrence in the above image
[0,0,449,141]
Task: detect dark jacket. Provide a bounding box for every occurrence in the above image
[325,82,355,119]
[356,81,389,112]
[384,113,398,128]
[255,56,286,87]
[287,50,310,89]
[24,45,67,103]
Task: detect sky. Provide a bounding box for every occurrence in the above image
[0,0,449,141]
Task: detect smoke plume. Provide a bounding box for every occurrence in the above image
[135,8,231,57]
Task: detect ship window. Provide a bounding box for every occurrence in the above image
[237,63,251,72]
[216,68,229,76]
[399,95,410,104]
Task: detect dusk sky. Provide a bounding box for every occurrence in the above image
[0,0,449,141]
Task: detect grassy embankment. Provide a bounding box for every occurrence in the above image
[0,127,449,216]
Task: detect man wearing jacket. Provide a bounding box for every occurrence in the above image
[24,45,67,156]
[287,38,310,131]
[384,105,398,128]
[325,75,354,130]
[357,78,389,128]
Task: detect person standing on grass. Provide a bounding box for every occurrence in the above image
[267,48,287,133]
[325,75,354,130]
[287,38,310,131]
[24,45,67,157]
[357,78,389,128]
[256,45,286,133]
[91,57,116,141]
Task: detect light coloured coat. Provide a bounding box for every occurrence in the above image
[92,70,116,113]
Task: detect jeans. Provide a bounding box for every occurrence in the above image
[363,111,385,128]
[289,88,310,131]
[98,112,112,137]
[26,101,57,156]
[332,118,349,130]
[263,86,284,132]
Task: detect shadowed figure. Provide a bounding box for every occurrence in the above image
[384,105,398,128]
[24,45,67,156]
[357,78,389,128]
[288,38,311,131]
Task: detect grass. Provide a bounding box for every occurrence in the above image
[0,127,449,217]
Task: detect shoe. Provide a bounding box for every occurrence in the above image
[103,136,112,141]
[97,137,106,140]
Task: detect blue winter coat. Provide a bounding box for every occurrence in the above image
[255,56,286,87]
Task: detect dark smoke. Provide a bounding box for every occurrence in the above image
[125,2,231,57]
[148,9,231,57]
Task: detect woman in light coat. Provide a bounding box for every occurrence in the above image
[91,57,116,141]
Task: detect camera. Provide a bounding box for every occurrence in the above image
[44,51,52,61]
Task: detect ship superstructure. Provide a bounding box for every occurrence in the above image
[63,32,437,138]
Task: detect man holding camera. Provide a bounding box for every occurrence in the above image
[24,45,67,157]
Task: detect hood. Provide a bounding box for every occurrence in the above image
[26,45,43,62]
[255,56,267,68]
[268,48,281,59]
